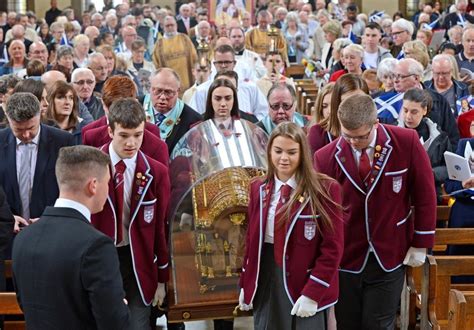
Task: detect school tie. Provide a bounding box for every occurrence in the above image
[154,112,166,126]
[18,142,34,220]
[274,184,292,267]
[359,148,371,186]
[114,160,127,244]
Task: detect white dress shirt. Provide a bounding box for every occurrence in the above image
[54,198,91,222]
[109,144,137,246]
[16,127,40,189]
[264,175,298,244]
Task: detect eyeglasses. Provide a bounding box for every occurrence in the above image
[73,79,95,85]
[393,73,416,80]
[213,60,235,66]
[91,66,107,71]
[30,50,48,55]
[151,87,177,98]
[391,30,407,37]
[269,102,294,111]
[341,126,373,142]
[433,71,451,77]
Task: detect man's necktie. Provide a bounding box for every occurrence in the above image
[359,148,371,186]
[274,184,292,267]
[154,112,166,126]
[114,160,127,244]
[19,143,34,220]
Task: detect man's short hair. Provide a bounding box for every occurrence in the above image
[152,67,181,88]
[365,22,382,33]
[131,38,146,51]
[56,145,110,191]
[5,92,40,122]
[267,83,296,102]
[400,58,424,78]
[391,18,414,35]
[108,98,145,131]
[338,94,377,130]
[215,70,239,88]
[71,68,95,83]
[214,44,235,56]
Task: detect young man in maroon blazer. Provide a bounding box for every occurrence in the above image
[91,98,170,329]
[314,93,437,329]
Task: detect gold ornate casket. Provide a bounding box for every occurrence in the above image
[167,119,268,322]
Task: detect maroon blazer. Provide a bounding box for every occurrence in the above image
[91,144,170,305]
[239,178,344,311]
[314,124,437,273]
[81,116,161,139]
[307,124,335,157]
[82,126,169,166]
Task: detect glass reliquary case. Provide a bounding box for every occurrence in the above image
[167,119,268,322]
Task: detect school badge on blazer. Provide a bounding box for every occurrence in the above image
[304,221,317,240]
[144,205,154,223]
[392,176,402,193]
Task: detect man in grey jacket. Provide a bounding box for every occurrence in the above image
[362,22,392,70]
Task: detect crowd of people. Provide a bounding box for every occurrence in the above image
[0,0,473,329]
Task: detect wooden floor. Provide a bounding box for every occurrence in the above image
[157,316,254,329]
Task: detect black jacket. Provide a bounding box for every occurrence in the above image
[13,206,130,329]
[177,17,198,35]
[166,104,202,155]
[83,94,105,121]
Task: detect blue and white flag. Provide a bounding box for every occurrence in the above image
[421,16,441,31]
[375,91,404,120]
[60,33,70,46]
[348,25,358,43]
[457,13,467,27]
[369,11,385,23]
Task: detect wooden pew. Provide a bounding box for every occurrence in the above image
[448,290,474,330]
[421,256,474,329]
[1,260,25,330]
[285,64,306,79]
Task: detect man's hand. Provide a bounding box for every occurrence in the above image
[403,247,427,267]
[462,177,474,189]
[152,282,166,307]
[290,295,318,317]
[13,215,29,233]
[238,288,253,311]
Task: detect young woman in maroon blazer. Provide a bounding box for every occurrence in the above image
[239,122,344,329]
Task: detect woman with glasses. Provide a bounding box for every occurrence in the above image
[399,88,451,203]
[308,82,335,155]
[46,80,88,144]
[239,122,343,330]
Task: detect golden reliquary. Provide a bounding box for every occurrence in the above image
[192,167,264,294]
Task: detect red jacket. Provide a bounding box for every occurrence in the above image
[91,144,170,305]
[314,124,437,273]
[82,126,169,166]
[82,116,161,138]
[239,178,344,311]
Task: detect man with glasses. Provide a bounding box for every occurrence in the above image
[144,67,201,154]
[152,16,197,92]
[28,41,49,69]
[390,18,414,59]
[392,58,459,146]
[190,44,268,120]
[257,83,307,134]
[424,54,469,115]
[314,93,436,330]
[115,26,137,62]
[72,68,104,120]
[87,53,109,94]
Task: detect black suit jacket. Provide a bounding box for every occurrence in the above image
[177,17,198,35]
[167,104,202,155]
[0,124,75,219]
[0,185,13,292]
[442,12,474,30]
[13,206,129,329]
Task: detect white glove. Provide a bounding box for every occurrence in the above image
[152,282,166,307]
[238,288,253,311]
[290,295,318,318]
[403,247,427,267]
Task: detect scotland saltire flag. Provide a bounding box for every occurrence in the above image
[422,16,441,31]
[375,91,404,120]
[348,25,358,43]
[369,11,385,23]
[60,33,70,46]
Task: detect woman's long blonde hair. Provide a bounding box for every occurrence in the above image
[265,122,341,230]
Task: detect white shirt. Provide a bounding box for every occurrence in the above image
[264,175,298,244]
[190,79,268,120]
[363,51,379,70]
[350,129,377,167]
[16,126,40,188]
[109,144,137,246]
[54,198,91,222]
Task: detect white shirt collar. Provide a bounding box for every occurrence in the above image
[54,198,91,222]
[108,143,137,169]
[16,125,41,146]
[274,174,298,192]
